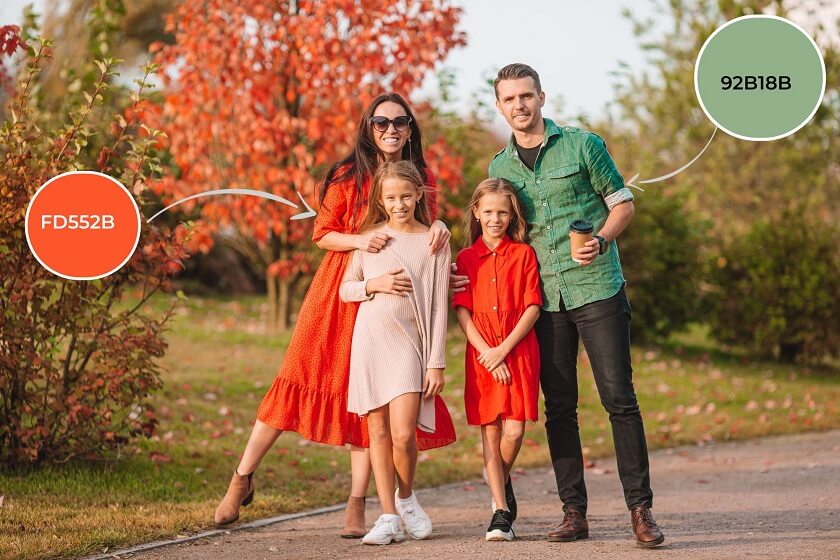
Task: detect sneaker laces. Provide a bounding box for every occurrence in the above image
[491,510,515,538]
[402,506,422,524]
[373,515,397,531]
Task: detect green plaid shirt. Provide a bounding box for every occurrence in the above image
[488,119,633,311]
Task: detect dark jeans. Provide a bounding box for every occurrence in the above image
[536,287,652,514]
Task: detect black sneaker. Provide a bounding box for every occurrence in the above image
[504,477,517,521]
[485,509,515,541]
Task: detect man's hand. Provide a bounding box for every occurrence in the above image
[366,269,412,296]
[357,231,391,253]
[449,262,470,293]
[573,237,600,266]
[428,220,451,254]
[423,368,445,398]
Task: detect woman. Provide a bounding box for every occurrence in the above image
[214,93,456,537]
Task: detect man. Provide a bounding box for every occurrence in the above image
[487,63,664,547]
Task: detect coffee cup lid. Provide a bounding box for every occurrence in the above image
[569,219,594,233]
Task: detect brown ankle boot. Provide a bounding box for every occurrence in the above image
[631,505,665,547]
[214,470,255,525]
[340,496,366,538]
[547,507,589,542]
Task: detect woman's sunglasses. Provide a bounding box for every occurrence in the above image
[369,115,412,132]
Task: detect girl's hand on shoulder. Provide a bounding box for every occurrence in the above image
[478,346,509,373]
[449,262,470,293]
[358,231,391,253]
[489,362,512,385]
[428,220,451,253]
[423,368,445,399]
[367,268,412,296]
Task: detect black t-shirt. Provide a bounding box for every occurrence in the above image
[514,140,540,171]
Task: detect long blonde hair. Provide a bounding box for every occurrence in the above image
[465,178,528,245]
[360,160,431,231]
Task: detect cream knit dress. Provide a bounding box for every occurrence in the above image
[340,225,451,433]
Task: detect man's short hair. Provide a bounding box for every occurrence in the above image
[493,63,542,98]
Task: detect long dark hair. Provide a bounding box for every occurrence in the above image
[319,93,428,217]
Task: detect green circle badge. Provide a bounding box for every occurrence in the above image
[695,15,825,141]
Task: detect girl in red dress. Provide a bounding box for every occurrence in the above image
[452,178,542,542]
[214,94,456,535]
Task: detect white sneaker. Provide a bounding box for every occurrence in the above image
[395,491,432,540]
[362,514,405,545]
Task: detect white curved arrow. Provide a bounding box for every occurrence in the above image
[626,127,718,192]
[146,189,316,223]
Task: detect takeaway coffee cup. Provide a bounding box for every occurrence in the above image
[569,219,594,264]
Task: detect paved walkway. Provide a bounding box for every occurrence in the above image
[121,430,840,560]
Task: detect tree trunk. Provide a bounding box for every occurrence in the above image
[779,342,801,363]
[278,275,290,332]
[266,272,278,333]
[273,239,292,332]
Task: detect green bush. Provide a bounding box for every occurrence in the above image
[618,188,706,343]
[0,34,181,465]
[706,209,840,363]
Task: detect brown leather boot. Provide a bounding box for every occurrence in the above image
[214,470,255,525]
[547,507,589,542]
[631,505,665,547]
[340,496,366,538]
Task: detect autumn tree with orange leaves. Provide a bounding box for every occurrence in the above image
[153,0,466,331]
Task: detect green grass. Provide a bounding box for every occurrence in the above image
[1,294,838,559]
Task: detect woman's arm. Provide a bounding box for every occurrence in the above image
[316,230,392,253]
[428,220,451,254]
[313,178,390,253]
[316,231,361,252]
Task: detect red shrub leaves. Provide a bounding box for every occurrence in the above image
[152,0,466,330]
[0,42,180,465]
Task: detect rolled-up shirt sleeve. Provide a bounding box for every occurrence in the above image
[603,187,635,210]
[584,132,632,207]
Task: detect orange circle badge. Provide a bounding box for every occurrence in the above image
[25,171,141,280]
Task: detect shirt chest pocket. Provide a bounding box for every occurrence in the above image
[512,179,538,223]
[544,163,585,206]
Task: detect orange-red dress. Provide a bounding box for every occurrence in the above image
[256,169,456,449]
[452,235,542,426]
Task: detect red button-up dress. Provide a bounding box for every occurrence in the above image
[452,235,542,425]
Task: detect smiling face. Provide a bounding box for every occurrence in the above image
[473,192,513,242]
[372,101,411,162]
[495,77,545,134]
[381,177,422,226]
